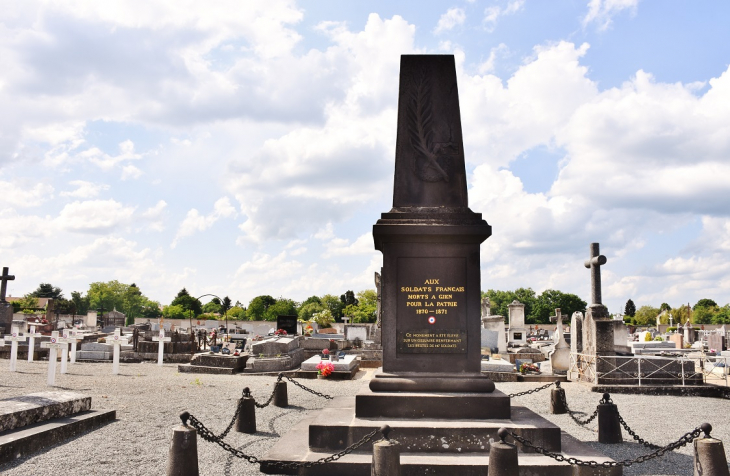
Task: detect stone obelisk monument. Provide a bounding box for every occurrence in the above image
[371,55,493,392]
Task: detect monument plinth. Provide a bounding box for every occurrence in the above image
[371,55,492,391]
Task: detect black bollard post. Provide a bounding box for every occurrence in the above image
[597,393,622,444]
[488,428,518,476]
[372,425,401,476]
[166,412,199,476]
[273,374,288,408]
[550,381,567,414]
[694,423,730,476]
[235,387,257,434]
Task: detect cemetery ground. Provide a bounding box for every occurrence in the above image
[1,361,729,476]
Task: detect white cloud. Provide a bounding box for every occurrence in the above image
[324,233,376,257]
[478,43,508,74]
[434,8,466,34]
[60,180,109,198]
[0,180,54,207]
[55,199,136,234]
[121,164,143,180]
[483,0,525,32]
[0,208,52,248]
[141,200,167,232]
[171,197,236,248]
[583,0,639,30]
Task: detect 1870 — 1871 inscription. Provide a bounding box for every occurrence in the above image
[396,257,467,353]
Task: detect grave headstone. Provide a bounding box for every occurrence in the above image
[108,328,130,375]
[549,309,570,374]
[4,326,27,371]
[0,267,14,333]
[65,329,83,364]
[41,331,66,386]
[25,323,42,362]
[345,325,368,343]
[276,315,298,335]
[480,315,506,354]
[707,333,722,353]
[507,300,527,346]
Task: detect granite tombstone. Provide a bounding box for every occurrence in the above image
[276,315,298,336]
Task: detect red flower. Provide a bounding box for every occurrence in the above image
[322,348,330,355]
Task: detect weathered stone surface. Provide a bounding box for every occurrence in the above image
[301,355,358,372]
[76,351,112,360]
[480,358,514,372]
[356,387,508,419]
[299,338,338,351]
[0,391,91,433]
[0,409,116,465]
[245,348,304,372]
[190,353,248,370]
[251,336,302,356]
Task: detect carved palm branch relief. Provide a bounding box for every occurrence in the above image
[407,73,451,182]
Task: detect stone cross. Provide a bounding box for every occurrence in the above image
[41,331,67,386]
[584,243,607,306]
[25,323,42,362]
[56,332,75,374]
[0,267,15,303]
[4,326,27,371]
[152,328,171,366]
[108,328,130,375]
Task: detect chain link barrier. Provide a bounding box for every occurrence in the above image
[616,409,660,450]
[558,387,599,426]
[506,426,702,468]
[181,411,379,469]
[506,381,555,398]
[253,374,283,409]
[282,374,334,400]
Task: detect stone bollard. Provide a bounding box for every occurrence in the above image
[550,381,567,414]
[488,428,519,476]
[372,425,401,476]
[273,375,288,408]
[166,412,200,476]
[597,393,622,444]
[235,387,257,434]
[694,423,730,476]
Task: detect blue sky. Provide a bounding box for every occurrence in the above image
[2,0,730,314]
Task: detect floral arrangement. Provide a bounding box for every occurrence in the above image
[274,328,288,336]
[304,324,314,336]
[322,349,330,355]
[316,361,335,377]
[709,348,717,354]
[519,362,541,374]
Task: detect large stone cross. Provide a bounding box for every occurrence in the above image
[584,243,607,306]
[550,308,563,324]
[0,267,15,303]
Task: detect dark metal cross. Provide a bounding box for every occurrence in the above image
[0,267,15,303]
[584,243,607,306]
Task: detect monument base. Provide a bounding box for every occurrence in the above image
[369,371,495,393]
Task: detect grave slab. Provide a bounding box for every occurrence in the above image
[0,391,91,433]
[301,355,358,372]
[480,358,514,372]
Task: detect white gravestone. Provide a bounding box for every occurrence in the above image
[65,329,83,364]
[5,327,27,371]
[108,329,130,375]
[549,309,570,374]
[152,328,171,366]
[25,324,42,362]
[57,333,74,374]
[40,331,66,386]
[507,300,527,346]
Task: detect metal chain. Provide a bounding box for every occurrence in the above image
[559,389,599,426]
[268,428,380,469]
[506,426,702,468]
[616,410,660,450]
[283,375,334,400]
[217,398,242,440]
[507,381,555,398]
[254,375,284,409]
[182,412,378,468]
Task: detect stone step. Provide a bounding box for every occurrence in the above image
[308,398,560,454]
[0,410,116,465]
[261,420,619,476]
[177,364,238,375]
[0,392,91,433]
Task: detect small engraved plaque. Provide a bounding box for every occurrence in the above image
[397,329,467,354]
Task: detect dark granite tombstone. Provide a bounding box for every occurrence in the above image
[276,315,298,335]
[370,55,493,392]
[0,267,15,333]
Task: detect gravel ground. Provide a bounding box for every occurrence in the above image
[1,360,728,476]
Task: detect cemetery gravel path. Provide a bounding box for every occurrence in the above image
[0,361,728,475]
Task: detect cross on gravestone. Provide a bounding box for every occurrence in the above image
[4,327,27,371]
[152,328,171,366]
[25,323,42,362]
[108,328,130,375]
[63,329,83,365]
[41,331,67,386]
[56,333,74,374]
[0,267,15,303]
[584,243,607,306]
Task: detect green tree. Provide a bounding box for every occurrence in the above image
[18,294,40,312]
[693,305,718,324]
[266,298,298,321]
[202,298,222,314]
[139,298,162,318]
[298,301,325,321]
[340,290,358,308]
[246,295,276,320]
[321,294,345,321]
[634,305,660,326]
[659,302,671,312]
[312,309,334,328]
[624,299,636,317]
[71,291,90,315]
[171,288,202,316]
[30,283,64,299]
[162,304,187,319]
[54,298,76,315]
[88,280,128,312]
[531,290,586,324]
[227,306,245,319]
[671,304,691,325]
[712,305,730,324]
[344,289,378,323]
[221,296,232,316]
[483,288,537,321]
[694,298,718,310]
[123,283,143,325]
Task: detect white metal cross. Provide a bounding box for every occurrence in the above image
[40,331,67,386]
[63,329,84,364]
[25,324,43,362]
[4,327,27,371]
[108,328,130,375]
[152,328,171,366]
